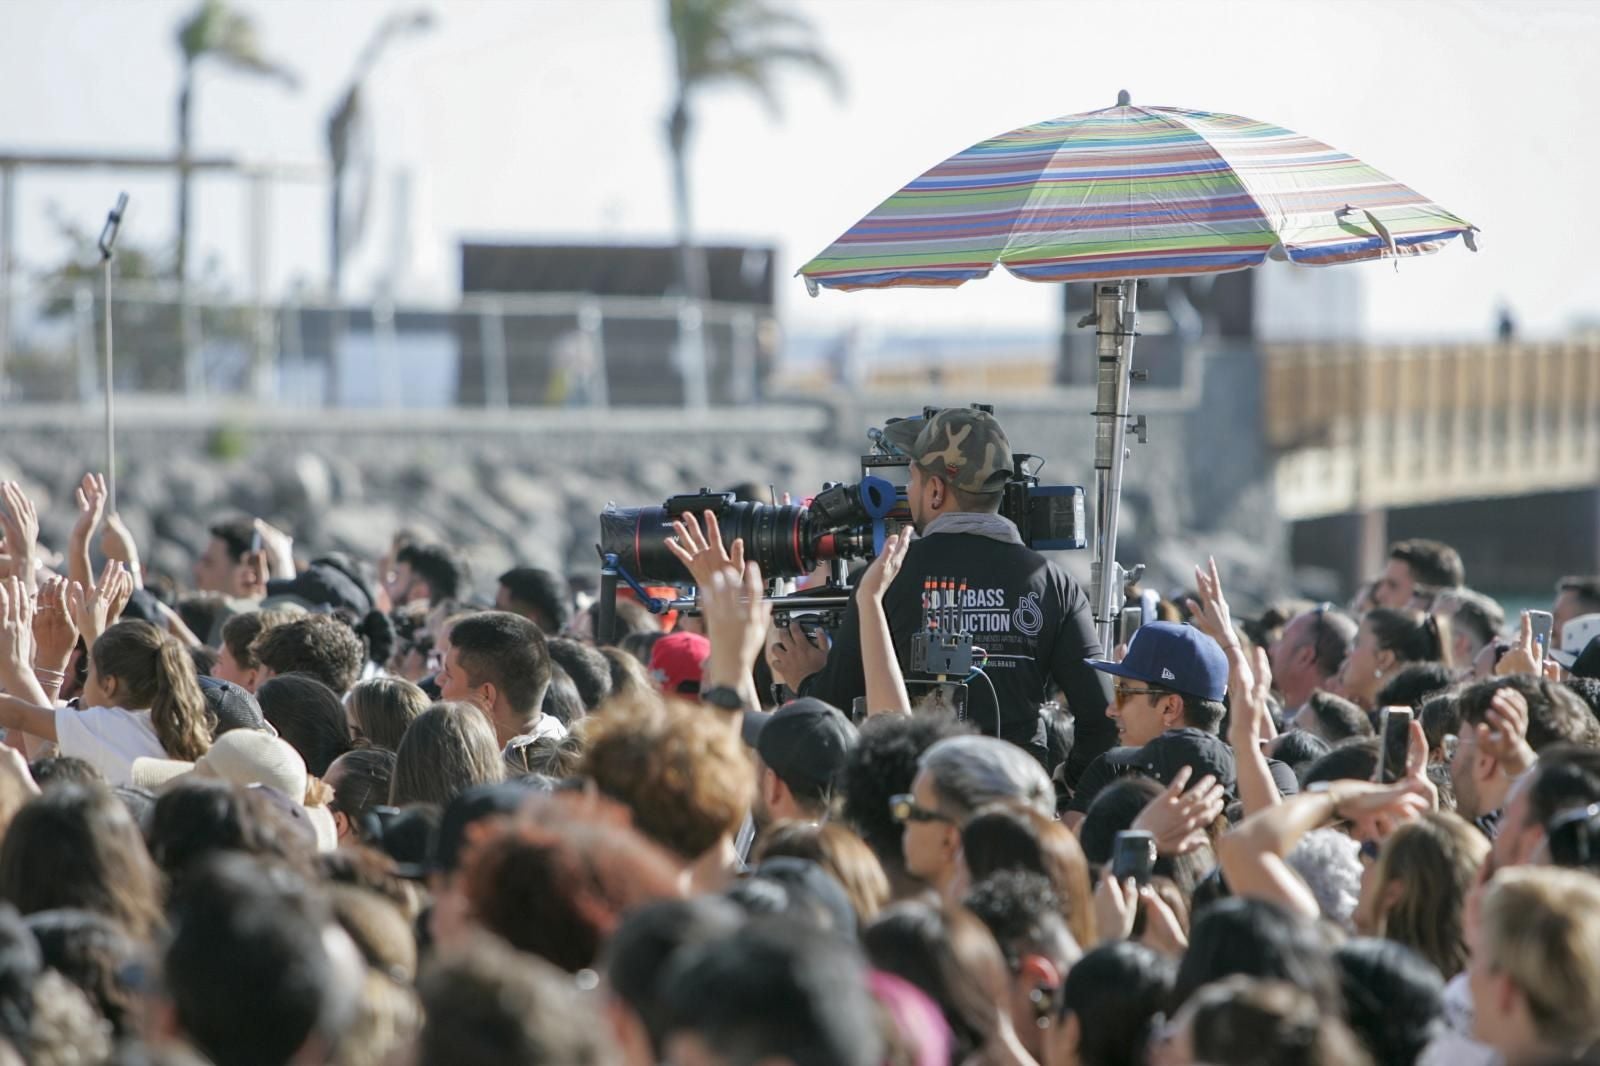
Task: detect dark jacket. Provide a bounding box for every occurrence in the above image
[799,530,1112,777]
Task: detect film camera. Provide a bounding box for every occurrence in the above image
[598,404,1087,587]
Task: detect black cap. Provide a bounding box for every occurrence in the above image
[750,857,857,940]
[265,561,371,616]
[1129,728,1237,791]
[1264,756,1300,798]
[1572,635,1600,681]
[747,698,858,797]
[197,676,268,737]
[432,780,543,875]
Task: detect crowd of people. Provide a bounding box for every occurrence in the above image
[0,406,1598,1066]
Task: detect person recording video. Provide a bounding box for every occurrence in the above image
[772,408,1112,777]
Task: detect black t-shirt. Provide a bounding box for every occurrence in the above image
[799,531,1112,775]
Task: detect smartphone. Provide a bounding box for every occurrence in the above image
[1119,605,1145,647]
[1529,610,1555,666]
[1113,825,1164,883]
[1111,830,1157,886]
[1376,706,1414,783]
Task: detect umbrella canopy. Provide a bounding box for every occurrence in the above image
[800,93,1477,292]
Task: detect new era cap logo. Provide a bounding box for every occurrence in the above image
[1161,668,1176,681]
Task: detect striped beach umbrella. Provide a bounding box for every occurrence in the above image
[798,92,1478,650]
[799,92,1477,292]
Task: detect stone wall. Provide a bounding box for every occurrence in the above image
[0,355,1290,607]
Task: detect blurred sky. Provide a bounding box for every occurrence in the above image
[2,0,1598,342]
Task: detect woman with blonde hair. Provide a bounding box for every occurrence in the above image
[345,676,429,752]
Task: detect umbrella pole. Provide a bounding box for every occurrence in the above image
[1089,278,1140,650]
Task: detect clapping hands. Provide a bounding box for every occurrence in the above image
[0,483,39,596]
[67,561,134,649]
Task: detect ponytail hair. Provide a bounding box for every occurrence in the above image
[1366,609,1454,670]
[332,607,395,670]
[92,621,213,762]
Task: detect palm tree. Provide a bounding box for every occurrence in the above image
[174,0,297,285]
[665,0,842,307]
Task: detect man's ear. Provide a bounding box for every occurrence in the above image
[1018,953,1062,1000]
[477,680,501,713]
[927,475,947,512]
[1160,694,1185,728]
[761,766,786,810]
[1476,746,1499,783]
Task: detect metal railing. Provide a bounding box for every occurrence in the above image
[1266,339,1600,518]
[1,280,778,409]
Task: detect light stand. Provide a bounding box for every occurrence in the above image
[97,193,128,511]
[1084,278,1145,650]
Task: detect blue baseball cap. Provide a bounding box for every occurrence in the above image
[1086,621,1228,701]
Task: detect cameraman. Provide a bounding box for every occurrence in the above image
[773,409,1112,777]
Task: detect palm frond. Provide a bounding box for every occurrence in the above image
[177,0,299,87]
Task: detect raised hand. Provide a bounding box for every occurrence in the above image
[664,510,746,588]
[1496,611,1543,678]
[1329,779,1431,843]
[1132,765,1227,855]
[0,483,39,596]
[857,529,911,603]
[30,575,78,673]
[1474,685,1537,778]
[0,578,36,681]
[253,519,297,580]
[1138,887,1189,956]
[99,512,143,587]
[1093,874,1139,944]
[1185,556,1238,651]
[698,562,773,709]
[68,473,108,593]
[68,561,133,649]
[71,473,108,544]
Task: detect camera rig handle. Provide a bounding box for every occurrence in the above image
[597,551,679,646]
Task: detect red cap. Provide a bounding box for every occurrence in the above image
[650,632,711,695]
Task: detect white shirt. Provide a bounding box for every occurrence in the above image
[1418,973,1502,1066]
[54,706,166,787]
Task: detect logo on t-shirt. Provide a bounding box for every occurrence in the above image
[1012,592,1043,637]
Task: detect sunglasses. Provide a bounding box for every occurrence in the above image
[889,793,952,824]
[1114,684,1168,703]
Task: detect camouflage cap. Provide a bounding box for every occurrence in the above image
[911,409,1013,494]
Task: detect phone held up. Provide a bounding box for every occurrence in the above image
[1111,829,1157,886]
[1375,706,1413,784]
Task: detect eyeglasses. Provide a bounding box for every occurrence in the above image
[1113,684,1168,703]
[889,793,952,824]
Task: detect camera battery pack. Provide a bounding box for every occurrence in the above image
[911,631,975,676]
